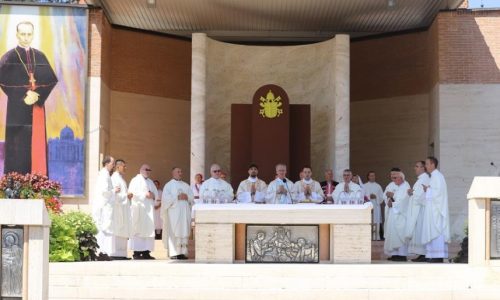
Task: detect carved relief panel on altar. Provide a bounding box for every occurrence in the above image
[246,225,319,263]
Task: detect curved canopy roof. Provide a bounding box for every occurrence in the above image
[96,0,465,42]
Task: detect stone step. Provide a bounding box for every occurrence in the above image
[49,261,499,300]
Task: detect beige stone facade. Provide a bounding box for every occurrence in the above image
[73,8,500,241]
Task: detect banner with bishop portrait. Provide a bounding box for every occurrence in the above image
[0,4,87,196]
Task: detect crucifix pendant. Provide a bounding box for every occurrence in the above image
[29,72,36,90]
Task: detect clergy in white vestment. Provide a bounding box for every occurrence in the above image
[128,164,158,260]
[292,166,325,203]
[383,171,411,261]
[236,164,267,203]
[265,163,294,204]
[421,156,450,263]
[332,169,362,205]
[382,168,403,237]
[153,180,163,239]
[364,171,384,240]
[92,155,120,261]
[191,173,203,204]
[109,159,133,259]
[404,161,430,261]
[199,164,234,203]
[161,167,194,260]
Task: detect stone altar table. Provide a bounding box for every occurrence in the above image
[194,203,372,264]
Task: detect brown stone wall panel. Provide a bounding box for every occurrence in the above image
[351,31,433,102]
[235,223,246,261]
[251,85,290,183]
[109,91,190,186]
[110,28,192,100]
[350,94,429,188]
[230,104,252,189]
[289,105,311,182]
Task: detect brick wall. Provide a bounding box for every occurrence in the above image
[88,9,112,84]
[88,8,103,78]
[88,10,192,100]
[438,10,500,84]
[110,28,192,100]
[351,29,437,102]
[350,9,500,101]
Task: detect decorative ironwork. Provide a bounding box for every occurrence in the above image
[1,226,24,299]
[246,225,319,263]
[491,200,500,259]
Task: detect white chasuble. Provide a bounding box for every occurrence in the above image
[236,177,267,203]
[383,181,411,255]
[292,179,324,203]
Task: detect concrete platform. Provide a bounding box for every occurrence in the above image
[49,260,500,300]
[50,240,472,299]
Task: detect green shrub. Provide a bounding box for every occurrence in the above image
[49,213,79,262]
[64,211,99,261]
[49,211,98,262]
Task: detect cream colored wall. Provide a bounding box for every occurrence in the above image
[351,94,430,187]
[108,91,191,186]
[437,84,500,240]
[203,37,345,180]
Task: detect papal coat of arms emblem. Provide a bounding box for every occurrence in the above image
[259,90,283,118]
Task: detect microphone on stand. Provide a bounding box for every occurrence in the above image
[282,178,292,204]
[491,162,500,176]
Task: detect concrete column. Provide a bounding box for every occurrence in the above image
[468,198,487,265]
[332,34,350,181]
[87,77,103,205]
[191,33,208,179]
[28,226,50,299]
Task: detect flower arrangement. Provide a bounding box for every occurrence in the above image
[0,172,63,214]
[1,172,100,262]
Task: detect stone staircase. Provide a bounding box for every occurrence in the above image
[49,260,500,300]
[48,240,480,300]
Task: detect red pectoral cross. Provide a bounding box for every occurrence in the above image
[29,72,37,90]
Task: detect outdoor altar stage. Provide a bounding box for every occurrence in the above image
[49,259,500,300]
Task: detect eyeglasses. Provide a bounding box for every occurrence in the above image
[145,168,152,172]
[343,174,351,177]
[212,170,221,173]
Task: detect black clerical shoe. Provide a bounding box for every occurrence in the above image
[411,255,427,262]
[96,253,113,261]
[170,255,179,260]
[427,258,444,263]
[387,256,393,261]
[391,256,407,262]
[142,251,156,260]
[178,254,188,260]
[132,252,143,260]
[110,256,131,260]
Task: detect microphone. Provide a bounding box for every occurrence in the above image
[282,178,292,204]
[491,162,500,176]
